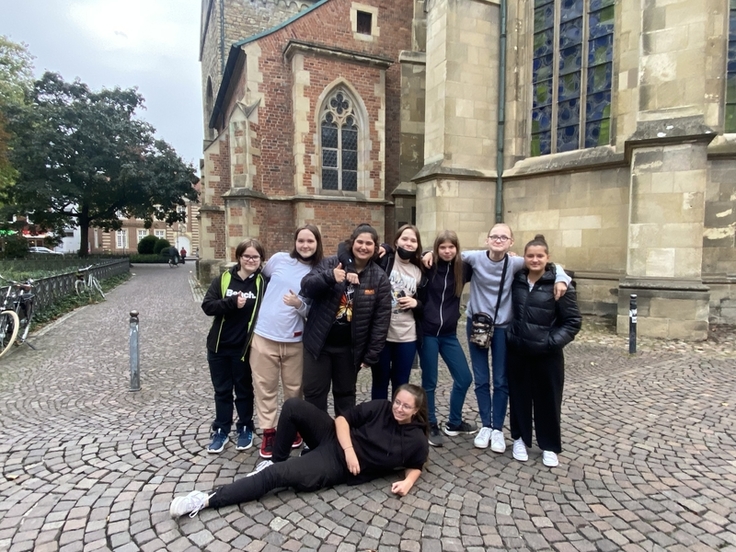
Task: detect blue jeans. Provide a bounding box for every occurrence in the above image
[372,341,416,400]
[466,318,508,429]
[419,333,473,427]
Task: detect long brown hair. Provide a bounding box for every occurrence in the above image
[394,383,429,436]
[433,230,465,298]
[290,224,323,266]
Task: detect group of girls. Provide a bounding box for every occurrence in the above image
[200,220,581,473]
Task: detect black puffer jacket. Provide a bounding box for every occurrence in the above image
[507,264,581,354]
[300,255,391,368]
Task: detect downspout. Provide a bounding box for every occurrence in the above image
[495,0,507,223]
[219,0,225,75]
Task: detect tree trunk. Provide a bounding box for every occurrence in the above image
[78,206,90,257]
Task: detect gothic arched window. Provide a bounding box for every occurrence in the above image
[321,90,358,191]
[531,0,614,155]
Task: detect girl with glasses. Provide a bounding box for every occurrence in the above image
[201,239,266,454]
[170,384,430,518]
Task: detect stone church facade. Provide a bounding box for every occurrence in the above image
[199,0,736,340]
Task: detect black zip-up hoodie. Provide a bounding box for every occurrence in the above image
[202,266,266,356]
[418,259,473,336]
[341,399,428,477]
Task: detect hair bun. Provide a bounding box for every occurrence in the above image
[534,234,546,242]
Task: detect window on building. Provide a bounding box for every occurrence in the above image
[154,229,165,239]
[727,0,736,131]
[116,230,127,249]
[321,90,358,192]
[357,11,372,35]
[137,229,147,243]
[531,0,614,156]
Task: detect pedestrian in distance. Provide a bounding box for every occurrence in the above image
[300,223,391,416]
[201,239,266,453]
[417,230,476,447]
[506,234,581,467]
[372,224,425,401]
[250,224,324,459]
[170,384,430,518]
[180,247,187,264]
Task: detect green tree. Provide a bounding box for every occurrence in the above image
[0,36,34,190]
[3,72,198,256]
[137,234,158,254]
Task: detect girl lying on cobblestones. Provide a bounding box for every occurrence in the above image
[506,235,581,467]
[170,384,429,518]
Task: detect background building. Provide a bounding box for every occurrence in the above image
[199,0,736,339]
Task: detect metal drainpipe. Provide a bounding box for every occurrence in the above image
[219,0,225,76]
[495,0,507,223]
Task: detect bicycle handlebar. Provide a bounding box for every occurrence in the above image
[0,274,34,290]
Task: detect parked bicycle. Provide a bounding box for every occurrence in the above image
[75,265,106,300]
[0,275,37,357]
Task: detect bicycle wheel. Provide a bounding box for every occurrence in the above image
[75,279,86,296]
[91,276,106,300]
[0,310,19,358]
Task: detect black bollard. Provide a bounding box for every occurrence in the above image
[628,294,637,355]
[130,310,141,391]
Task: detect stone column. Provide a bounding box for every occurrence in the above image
[414,0,499,249]
[619,121,713,340]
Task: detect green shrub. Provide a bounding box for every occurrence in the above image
[129,254,168,263]
[153,238,171,255]
[1,235,30,259]
[137,234,158,254]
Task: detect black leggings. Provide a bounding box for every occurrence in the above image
[209,398,350,508]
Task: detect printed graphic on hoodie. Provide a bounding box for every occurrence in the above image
[389,265,417,314]
[335,284,355,324]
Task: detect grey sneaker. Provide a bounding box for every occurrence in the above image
[444,421,478,437]
[428,424,444,447]
[170,490,214,518]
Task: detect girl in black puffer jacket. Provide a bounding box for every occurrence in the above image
[506,235,581,468]
[300,224,392,416]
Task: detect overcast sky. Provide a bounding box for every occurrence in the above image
[0,0,204,171]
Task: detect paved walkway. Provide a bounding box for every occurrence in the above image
[0,264,735,552]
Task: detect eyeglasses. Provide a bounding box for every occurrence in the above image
[488,235,511,243]
[393,398,415,411]
[241,255,260,262]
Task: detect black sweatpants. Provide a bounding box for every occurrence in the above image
[507,345,564,453]
[208,398,350,508]
[207,348,254,433]
[303,342,358,416]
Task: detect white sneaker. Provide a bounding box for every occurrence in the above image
[473,427,492,449]
[170,490,214,518]
[246,459,273,477]
[542,451,559,467]
[512,438,528,462]
[490,429,506,453]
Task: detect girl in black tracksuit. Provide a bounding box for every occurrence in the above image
[169,384,430,516]
[506,235,581,466]
[201,239,266,453]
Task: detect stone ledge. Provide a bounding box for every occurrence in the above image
[504,146,626,179]
[398,50,426,65]
[283,40,393,68]
[412,159,496,183]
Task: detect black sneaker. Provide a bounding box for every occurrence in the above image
[428,424,444,447]
[443,421,478,437]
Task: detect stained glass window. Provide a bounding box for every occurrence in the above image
[726,0,736,132]
[531,0,614,155]
[321,91,359,191]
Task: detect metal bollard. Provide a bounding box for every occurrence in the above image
[129,310,141,391]
[628,294,637,355]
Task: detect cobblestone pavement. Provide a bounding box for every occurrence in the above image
[0,264,735,552]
